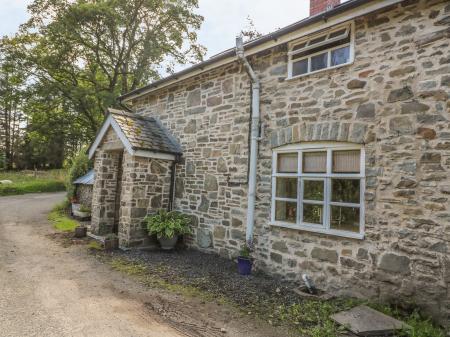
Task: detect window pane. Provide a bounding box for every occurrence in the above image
[277,153,298,173]
[303,180,324,201]
[310,52,328,71]
[333,150,360,173]
[330,206,360,232]
[275,201,297,223]
[276,178,297,198]
[292,59,308,76]
[292,42,307,51]
[309,35,326,45]
[329,28,347,39]
[332,179,360,203]
[331,46,350,66]
[303,204,323,225]
[303,152,326,173]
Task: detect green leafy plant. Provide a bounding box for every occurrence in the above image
[239,244,252,259]
[65,148,92,199]
[79,205,91,213]
[145,210,192,239]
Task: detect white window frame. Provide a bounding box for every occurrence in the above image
[271,142,365,240]
[287,22,355,80]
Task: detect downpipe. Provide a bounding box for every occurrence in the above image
[235,36,260,245]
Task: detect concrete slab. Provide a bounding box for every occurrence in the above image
[331,305,410,336]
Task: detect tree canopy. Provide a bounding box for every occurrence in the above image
[0,0,205,169]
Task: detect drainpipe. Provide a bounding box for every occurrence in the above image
[236,36,260,244]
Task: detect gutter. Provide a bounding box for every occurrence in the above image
[119,0,404,102]
[236,36,260,245]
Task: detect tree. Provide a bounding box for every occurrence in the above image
[12,0,205,138]
[240,16,262,42]
[0,41,27,170]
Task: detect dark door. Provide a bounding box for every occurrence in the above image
[113,152,123,234]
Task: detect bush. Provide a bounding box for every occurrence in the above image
[145,209,192,239]
[66,148,92,199]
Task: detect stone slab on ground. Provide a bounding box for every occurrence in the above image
[331,305,410,336]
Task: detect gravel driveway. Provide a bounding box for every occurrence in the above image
[0,192,285,337]
[0,192,184,337]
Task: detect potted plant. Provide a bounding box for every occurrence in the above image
[74,225,87,238]
[104,233,119,251]
[237,243,253,275]
[72,204,91,219]
[145,210,191,250]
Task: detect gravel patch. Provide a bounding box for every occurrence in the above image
[110,248,303,310]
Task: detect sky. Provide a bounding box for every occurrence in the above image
[0,0,312,56]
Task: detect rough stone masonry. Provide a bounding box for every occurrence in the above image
[95,0,450,325]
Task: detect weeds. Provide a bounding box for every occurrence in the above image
[48,203,78,232]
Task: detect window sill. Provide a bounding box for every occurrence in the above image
[270,221,364,240]
[286,60,354,81]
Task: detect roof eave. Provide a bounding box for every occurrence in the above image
[119,0,403,102]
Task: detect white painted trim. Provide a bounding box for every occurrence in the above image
[271,142,365,239]
[88,115,177,161]
[134,150,176,161]
[122,0,404,102]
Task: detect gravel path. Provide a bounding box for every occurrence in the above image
[0,193,288,337]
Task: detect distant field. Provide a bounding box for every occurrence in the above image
[0,170,67,196]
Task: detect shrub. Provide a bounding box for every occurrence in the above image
[66,148,92,199]
[145,209,192,239]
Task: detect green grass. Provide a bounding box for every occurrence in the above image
[0,169,66,196]
[48,201,78,232]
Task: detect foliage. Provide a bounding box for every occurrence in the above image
[79,204,91,213]
[0,169,66,196]
[48,205,78,232]
[240,16,263,42]
[239,244,252,258]
[87,241,103,251]
[65,148,91,198]
[145,209,192,239]
[0,0,206,169]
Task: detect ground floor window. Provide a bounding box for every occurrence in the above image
[271,142,365,239]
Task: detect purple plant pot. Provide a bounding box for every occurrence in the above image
[237,256,253,275]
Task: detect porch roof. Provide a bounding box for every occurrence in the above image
[88,108,182,160]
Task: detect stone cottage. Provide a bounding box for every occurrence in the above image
[88,0,450,324]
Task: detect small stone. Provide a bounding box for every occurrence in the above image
[356,103,375,119]
[389,66,416,77]
[214,226,226,240]
[184,119,197,133]
[395,177,417,189]
[347,79,367,89]
[217,158,227,173]
[198,195,209,212]
[220,328,227,333]
[389,116,413,134]
[270,252,283,264]
[272,241,289,253]
[387,87,414,102]
[378,253,411,275]
[395,24,416,37]
[186,89,201,107]
[441,75,450,87]
[197,228,212,248]
[204,174,218,191]
[440,185,450,194]
[417,127,436,140]
[207,95,222,107]
[186,161,195,175]
[400,101,429,114]
[357,248,369,260]
[311,247,338,264]
[420,152,441,163]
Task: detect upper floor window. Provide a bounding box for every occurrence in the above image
[288,23,354,79]
[271,142,365,239]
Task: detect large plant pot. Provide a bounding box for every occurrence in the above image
[158,235,178,250]
[237,256,253,275]
[74,226,87,238]
[104,238,119,251]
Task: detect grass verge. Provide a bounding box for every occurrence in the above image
[0,170,66,196]
[99,253,446,337]
[48,200,78,232]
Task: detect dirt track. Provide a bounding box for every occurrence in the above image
[0,193,284,337]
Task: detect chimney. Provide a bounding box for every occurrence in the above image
[310,0,340,16]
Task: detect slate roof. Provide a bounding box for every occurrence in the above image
[109,108,182,155]
[73,169,94,185]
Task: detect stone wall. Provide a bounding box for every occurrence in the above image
[131,0,450,323]
[75,185,92,209]
[119,153,172,248]
[91,127,124,235]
